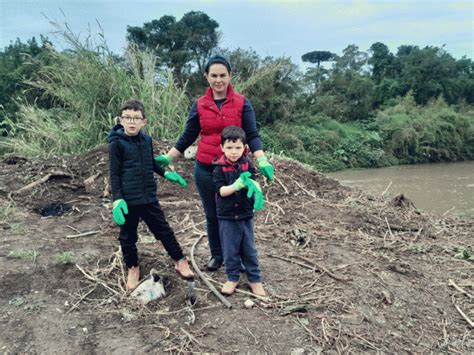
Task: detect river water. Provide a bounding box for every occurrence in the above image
[327,161,474,217]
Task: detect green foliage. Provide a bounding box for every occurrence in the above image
[333,44,368,73]
[0,36,53,129]
[0,26,189,157]
[369,44,474,106]
[376,94,474,163]
[453,247,474,261]
[127,11,219,83]
[231,54,301,126]
[8,249,38,262]
[56,251,75,265]
[311,71,376,122]
[301,50,335,67]
[261,115,392,172]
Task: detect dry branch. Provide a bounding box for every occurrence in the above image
[14,171,71,194]
[66,230,99,239]
[448,279,474,299]
[189,234,232,309]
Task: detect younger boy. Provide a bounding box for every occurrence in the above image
[108,99,194,290]
[212,126,266,296]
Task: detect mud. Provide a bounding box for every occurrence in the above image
[0,144,472,353]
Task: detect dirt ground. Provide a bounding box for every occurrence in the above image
[0,143,473,353]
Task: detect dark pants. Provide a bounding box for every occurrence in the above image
[219,218,262,283]
[119,202,184,268]
[194,161,222,261]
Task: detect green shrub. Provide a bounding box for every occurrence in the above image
[0,26,189,157]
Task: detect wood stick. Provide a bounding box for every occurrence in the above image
[448,279,474,299]
[270,254,352,282]
[75,264,120,296]
[453,303,474,328]
[14,171,71,194]
[274,176,289,194]
[294,317,320,343]
[180,327,205,347]
[66,230,99,239]
[381,181,392,196]
[189,234,232,309]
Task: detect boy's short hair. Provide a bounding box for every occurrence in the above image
[221,125,246,145]
[120,99,145,118]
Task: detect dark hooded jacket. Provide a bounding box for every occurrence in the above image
[212,154,256,220]
[108,124,165,205]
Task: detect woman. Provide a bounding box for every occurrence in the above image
[155,55,274,271]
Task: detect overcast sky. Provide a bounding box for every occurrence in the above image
[1,0,472,68]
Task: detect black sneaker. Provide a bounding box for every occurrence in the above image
[207,257,223,271]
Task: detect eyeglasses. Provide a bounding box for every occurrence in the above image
[120,116,145,123]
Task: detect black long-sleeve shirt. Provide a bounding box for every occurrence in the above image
[175,98,263,155]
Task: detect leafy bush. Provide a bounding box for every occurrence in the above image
[377,95,474,163]
[0,26,189,157]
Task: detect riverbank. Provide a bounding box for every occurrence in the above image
[328,160,474,217]
[1,145,473,352]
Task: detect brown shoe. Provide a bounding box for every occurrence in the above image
[221,281,239,296]
[127,265,140,290]
[175,258,194,280]
[249,282,266,297]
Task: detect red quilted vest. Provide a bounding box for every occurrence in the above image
[196,84,245,164]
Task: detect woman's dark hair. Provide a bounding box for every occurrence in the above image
[204,55,232,74]
[120,99,145,118]
[221,125,246,145]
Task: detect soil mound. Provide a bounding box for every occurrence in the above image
[1,144,472,353]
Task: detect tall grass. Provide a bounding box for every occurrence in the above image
[0,24,189,157]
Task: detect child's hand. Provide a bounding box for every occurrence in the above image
[164,171,188,187]
[232,171,251,191]
[112,199,128,225]
[256,156,274,181]
[154,154,173,167]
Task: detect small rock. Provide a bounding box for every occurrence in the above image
[244,299,255,309]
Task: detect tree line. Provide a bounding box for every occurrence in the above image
[1,11,473,171]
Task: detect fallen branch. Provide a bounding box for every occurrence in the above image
[75,264,121,296]
[453,303,474,328]
[381,181,392,196]
[189,234,232,309]
[449,279,474,299]
[270,254,352,282]
[14,171,71,194]
[66,230,99,239]
[180,327,205,348]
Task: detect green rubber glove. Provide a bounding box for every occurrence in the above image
[257,156,274,181]
[154,154,173,167]
[253,190,265,211]
[112,199,128,226]
[164,171,188,187]
[232,171,251,191]
[245,178,265,211]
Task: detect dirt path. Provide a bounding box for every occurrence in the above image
[0,145,473,353]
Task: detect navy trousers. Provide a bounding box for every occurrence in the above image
[119,202,184,268]
[218,218,262,283]
[194,161,222,261]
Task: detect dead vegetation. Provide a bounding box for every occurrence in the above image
[0,143,473,353]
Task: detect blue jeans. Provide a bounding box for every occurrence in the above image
[194,161,222,261]
[218,218,262,283]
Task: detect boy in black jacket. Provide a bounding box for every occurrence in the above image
[212,126,266,296]
[108,99,194,290]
